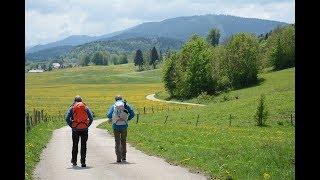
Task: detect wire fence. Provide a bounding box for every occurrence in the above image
[25,105,295,132]
[25,109,65,133]
[134,105,193,115]
[133,108,295,127]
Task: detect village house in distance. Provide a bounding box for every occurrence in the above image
[52,63,61,69]
[28,62,62,73]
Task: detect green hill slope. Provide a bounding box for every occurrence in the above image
[99,67,295,179]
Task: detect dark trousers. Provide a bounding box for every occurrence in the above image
[113,129,127,160]
[71,130,88,164]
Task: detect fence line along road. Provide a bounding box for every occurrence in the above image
[25,109,64,132]
[146,94,206,106]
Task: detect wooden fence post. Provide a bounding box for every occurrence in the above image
[144,107,146,114]
[164,115,168,124]
[229,114,232,126]
[196,114,199,126]
[36,110,38,125]
[152,107,154,114]
[37,110,40,124]
[36,109,39,125]
[35,110,37,125]
[33,108,36,125]
[30,116,33,127]
[25,113,27,132]
[136,114,139,124]
[41,110,44,122]
[27,113,30,131]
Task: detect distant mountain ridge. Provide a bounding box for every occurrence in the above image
[25,37,184,61]
[26,45,75,61]
[109,14,287,42]
[26,14,288,60]
[27,31,124,53]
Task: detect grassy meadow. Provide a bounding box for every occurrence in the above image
[26,63,294,179]
[98,68,295,179]
[25,63,188,118]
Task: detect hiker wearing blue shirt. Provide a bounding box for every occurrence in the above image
[106,95,135,162]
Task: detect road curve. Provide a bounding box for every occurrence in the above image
[146,94,206,106]
[33,119,207,180]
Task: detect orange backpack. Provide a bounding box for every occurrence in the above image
[72,102,89,129]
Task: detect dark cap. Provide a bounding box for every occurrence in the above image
[115,95,122,101]
[74,95,82,102]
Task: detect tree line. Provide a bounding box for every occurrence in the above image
[162,24,295,99]
[79,51,128,66]
[133,46,173,71]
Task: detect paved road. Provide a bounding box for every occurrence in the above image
[146,94,206,106]
[33,119,207,180]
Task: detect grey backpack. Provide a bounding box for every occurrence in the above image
[112,101,129,125]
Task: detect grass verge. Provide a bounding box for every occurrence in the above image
[25,120,65,180]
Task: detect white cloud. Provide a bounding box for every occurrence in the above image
[26,0,295,47]
[221,1,295,23]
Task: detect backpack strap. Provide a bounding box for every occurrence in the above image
[73,121,89,128]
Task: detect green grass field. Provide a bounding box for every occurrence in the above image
[98,68,295,179]
[26,64,294,179]
[25,63,187,118]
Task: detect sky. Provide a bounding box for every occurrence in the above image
[25,0,295,48]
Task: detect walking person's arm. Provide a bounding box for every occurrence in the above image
[65,107,73,127]
[126,104,135,121]
[86,107,94,127]
[107,105,114,123]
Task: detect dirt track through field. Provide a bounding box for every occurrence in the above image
[146,94,206,106]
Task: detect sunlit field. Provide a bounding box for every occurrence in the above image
[25,63,187,118]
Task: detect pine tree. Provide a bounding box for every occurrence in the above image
[149,47,159,69]
[206,28,221,46]
[134,49,144,71]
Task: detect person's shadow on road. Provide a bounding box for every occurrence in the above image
[109,161,135,165]
[67,166,93,170]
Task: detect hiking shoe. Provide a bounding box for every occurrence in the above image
[122,158,126,162]
[71,159,77,166]
[122,154,126,162]
[81,164,86,167]
[117,155,121,163]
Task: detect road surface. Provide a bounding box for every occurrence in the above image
[33,119,207,180]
